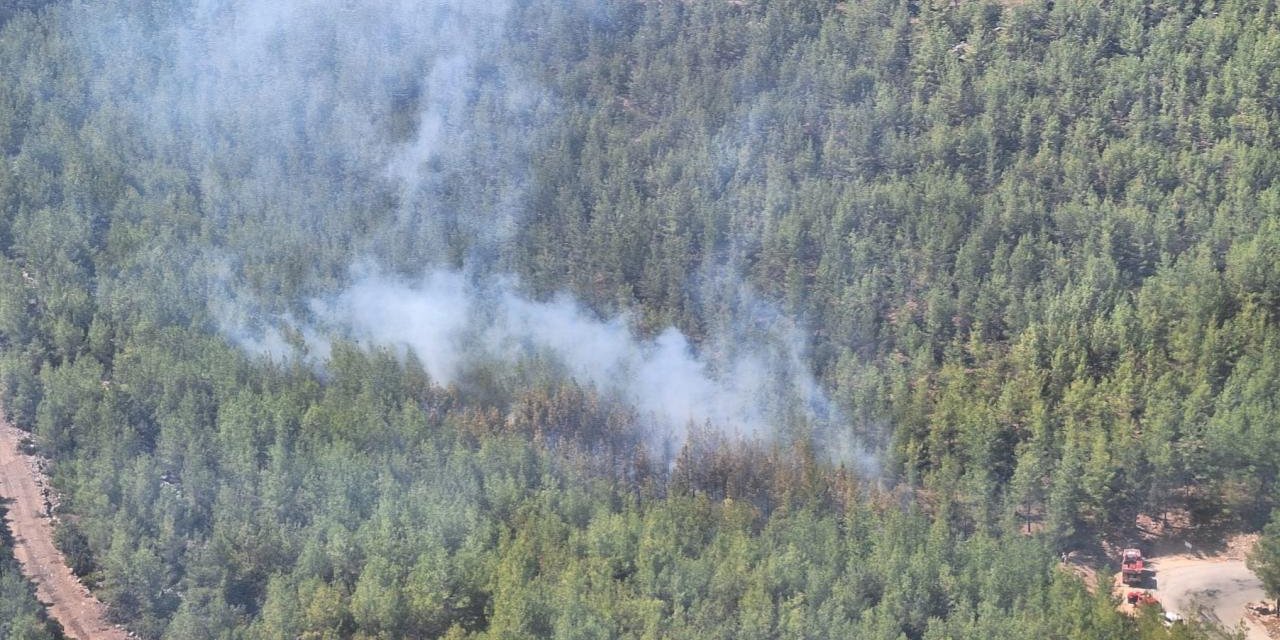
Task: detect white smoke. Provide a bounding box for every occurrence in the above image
[294,265,881,474]
[72,0,874,471]
[308,269,811,443]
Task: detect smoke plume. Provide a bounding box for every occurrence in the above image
[306,268,843,450]
[68,0,873,470]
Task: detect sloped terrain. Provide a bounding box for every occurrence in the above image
[0,421,127,640]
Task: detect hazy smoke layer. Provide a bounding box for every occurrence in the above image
[70,0,543,278]
[71,0,868,467]
[307,269,841,449]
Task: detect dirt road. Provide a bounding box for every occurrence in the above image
[1152,554,1270,640]
[0,421,129,640]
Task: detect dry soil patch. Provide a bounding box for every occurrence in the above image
[0,421,129,639]
[1118,551,1272,640]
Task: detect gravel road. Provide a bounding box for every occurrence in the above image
[0,421,129,640]
[1152,554,1270,640]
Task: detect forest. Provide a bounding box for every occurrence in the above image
[1,0,1279,637]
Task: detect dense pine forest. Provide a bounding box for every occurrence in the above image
[1,0,1279,637]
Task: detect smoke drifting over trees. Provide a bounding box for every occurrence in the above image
[84,0,850,457]
[4,0,1280,636]
[300,268,857,465]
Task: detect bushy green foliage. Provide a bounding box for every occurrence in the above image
[1250,510,1280,608]
[508,0,1280,537]
[0,0,1277,637]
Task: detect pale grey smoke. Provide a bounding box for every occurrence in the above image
[68,0,540,279]
[73,0,874,471]
[321,270,471,382]
[309,269,849,454]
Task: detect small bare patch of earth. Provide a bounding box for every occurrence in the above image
[1061,550,1102,592]
[1246,602,1280,638]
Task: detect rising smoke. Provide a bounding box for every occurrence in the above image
[70,0,874,471]
[307,268,841,451]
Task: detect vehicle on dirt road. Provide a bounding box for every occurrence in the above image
[1122,547,1146,586]
[1127,590,1158,606]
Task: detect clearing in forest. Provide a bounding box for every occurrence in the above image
[1111,534,1273,640]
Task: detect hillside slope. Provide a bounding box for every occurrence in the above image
[0,0,1277,638]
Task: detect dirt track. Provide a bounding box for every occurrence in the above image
[1150,554,1271,640]
[0,421,129,640]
